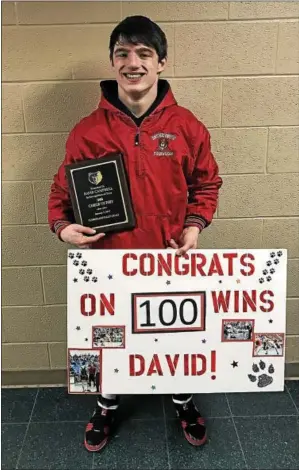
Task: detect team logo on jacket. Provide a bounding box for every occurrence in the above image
[88,171,103,185]
[151,132,176,157]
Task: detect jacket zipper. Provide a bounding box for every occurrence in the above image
[134,127,144,176]
[127,114,151,176]
[135,130,140,146]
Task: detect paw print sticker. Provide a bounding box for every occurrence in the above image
[270,252,275,258]
[86,269,93,275]
[263,269,268,275]
[92,277,98,283]
[266,261,272,267]
[76,253,82,259]
[270,268,275,274]
[73,260,79,266]
[248,360,274,388]
[81,261,87,267]
[84,276,90,282]
[277,251,283,257]
[274,259,279,265]
[259,278,264,284]
[79,269,85,275]
[68,253,74,259]
[266,275,272,282]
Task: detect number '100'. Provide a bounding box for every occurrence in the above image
[140,298,198,327]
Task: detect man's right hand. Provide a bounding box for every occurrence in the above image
[60,224,105,248]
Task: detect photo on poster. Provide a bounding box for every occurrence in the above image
[68,349,101,394]
[92,326,126,348]
[253,333,284,357]
[222,319,254,342]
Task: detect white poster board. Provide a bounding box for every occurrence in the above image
[67,249,287,395]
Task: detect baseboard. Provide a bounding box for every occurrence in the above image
[2,364,299,388]
[2,369,66,387]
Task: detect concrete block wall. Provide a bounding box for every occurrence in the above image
[2,1,299,383]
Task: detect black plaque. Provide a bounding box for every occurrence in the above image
[65,153,136,233]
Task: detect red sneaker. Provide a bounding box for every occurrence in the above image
[84,396,118,452]
[174,399,207,446]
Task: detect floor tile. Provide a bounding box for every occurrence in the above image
[117,394,164,421]
[286,381,299,412]
[167,418,246,469]
[31,387,96,422]
[17,422,92,469]
[227,387,297,416]
[234,416,299,469]
[93,419,168,469]
[164,393,230,419]
[1,424,27,469]
[31,388,163,423]
[1,388,38,423]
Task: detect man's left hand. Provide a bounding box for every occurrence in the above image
[168,226,200,256]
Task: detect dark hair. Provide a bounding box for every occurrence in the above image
[109,16,168,63]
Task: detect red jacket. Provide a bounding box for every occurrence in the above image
[48,80,222,249]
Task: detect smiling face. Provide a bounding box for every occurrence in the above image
[111,41,166,97]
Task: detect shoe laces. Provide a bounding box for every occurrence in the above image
[179,401,201,424]
[91,406,111,430]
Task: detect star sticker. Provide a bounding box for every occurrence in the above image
[114,368,119,373]
[108,274,113,280]
[166,280,171,285]
[151,385,156,390]
[231,361,238,368]
[85,338,88,342]
[73,278,78,283]
[76,326,81,331]
[269,319,273,323]
[202,339,206,344]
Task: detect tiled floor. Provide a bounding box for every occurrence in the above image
[2,381,299,469]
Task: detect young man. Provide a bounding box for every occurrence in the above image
[48,16,222,452]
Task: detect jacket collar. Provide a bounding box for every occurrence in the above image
[98,79,177,118]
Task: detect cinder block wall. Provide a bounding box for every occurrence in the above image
[2,1,299,384]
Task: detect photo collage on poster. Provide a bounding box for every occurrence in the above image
[68,325,125,394]
[221,319,284,357]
